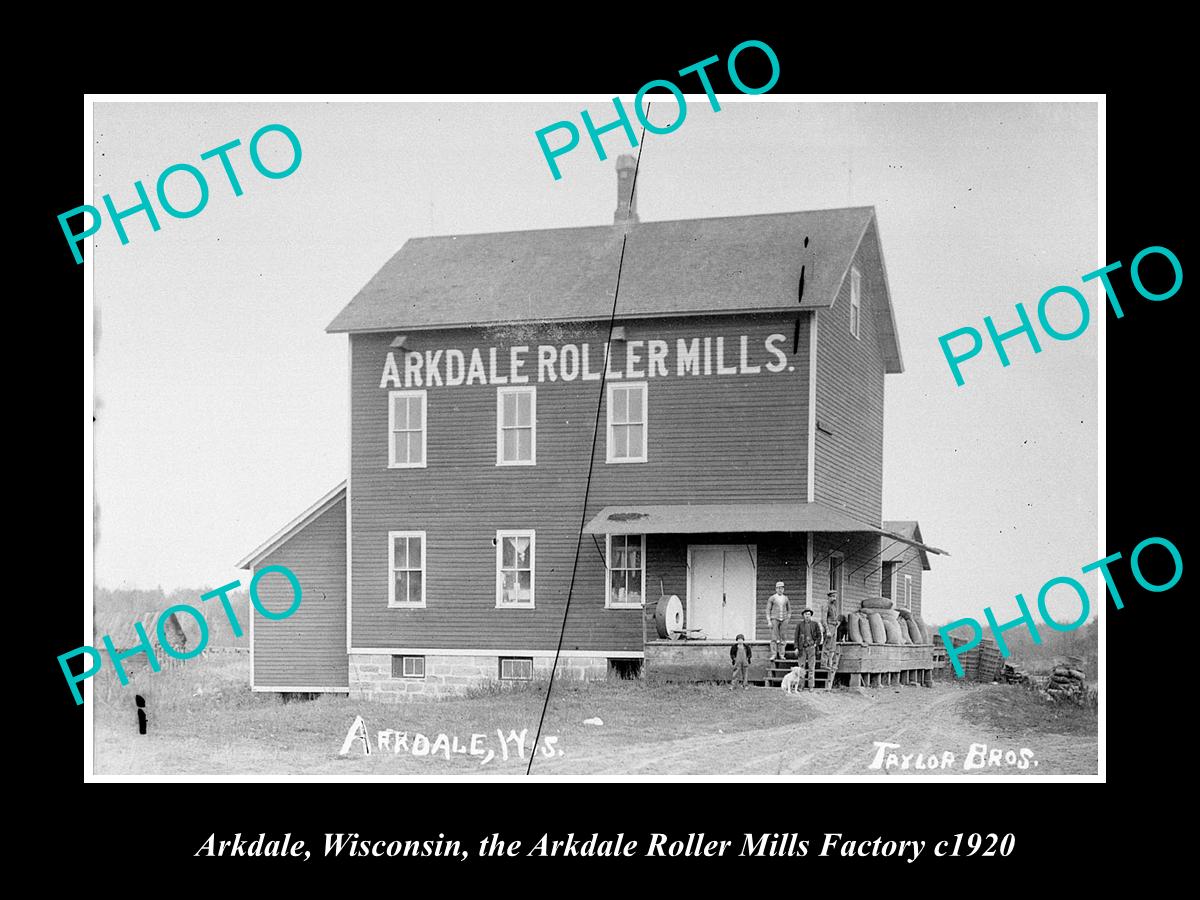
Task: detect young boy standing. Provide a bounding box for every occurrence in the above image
[729,634,752,690]
[766,581,790,660]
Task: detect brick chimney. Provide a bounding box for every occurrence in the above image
[614,154,639,225]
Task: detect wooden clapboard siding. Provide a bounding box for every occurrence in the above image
[811,532,883,617]
[814,221,888,526]
[349,313,811,652]
[253,497,348,688]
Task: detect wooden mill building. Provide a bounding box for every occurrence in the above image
[238,160,942,698]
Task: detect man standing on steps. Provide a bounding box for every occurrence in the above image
[766,581,790,660]
[823,590,841,666]
[793,608,823,690]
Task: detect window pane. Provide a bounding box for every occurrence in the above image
[517,428,532,460]
[627,387,643,422]
[409,396,423,428]
[503,537,516,568]
[514,536,530,565]
[503,428,519,461]
[611,569,626,604]
[409,535,422,565]
[517,391,531,425]
[628,540,642,568]
[394,395,408,430]
[613,425,628,458]
[612,387,628,423]
[409,570,423,604]
[409,432,423,464]
[502,393,516,427]
[501,571,517,603]
[395,570,409,603]
[614,544,627,568]
[627,570,642,604]
[394,432,409,464]
[628,424,644,457]
[394,536,408,570]
[518,570,532,600]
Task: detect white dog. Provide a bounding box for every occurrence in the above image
[780,668,802,694]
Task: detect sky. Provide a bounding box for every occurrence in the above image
[90,99,1098,625]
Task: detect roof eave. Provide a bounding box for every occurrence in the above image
[236,481,347,570]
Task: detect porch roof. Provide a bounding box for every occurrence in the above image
[582,502,877,536]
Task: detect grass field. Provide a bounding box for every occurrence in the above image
[958,683,1098,737]
[92,653,1097,776]
[93,652,820,775]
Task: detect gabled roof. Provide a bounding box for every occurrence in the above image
[236,482,346,570]
[326,207,901,370]
[882,520,937,570]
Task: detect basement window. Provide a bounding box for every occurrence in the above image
[392,655,425,678]
[499,657,534,681]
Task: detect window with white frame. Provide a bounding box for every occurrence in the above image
[850,266,862,339]
[607,381,647,463]
[499,657,534,680]
[606,534,645,608]
[392,655,425,678]
[496,386,536,465]
[496,530,535,608]
[901,574,913,611]
[388,390,427,468]
[388,531,426,608]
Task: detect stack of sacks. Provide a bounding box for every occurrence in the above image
[866,599,906,645]
[1046,662,1087,704]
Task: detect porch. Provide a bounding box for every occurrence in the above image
[644,638,934,688]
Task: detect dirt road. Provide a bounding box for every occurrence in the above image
[534,684,1096,776]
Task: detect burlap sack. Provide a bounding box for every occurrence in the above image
[905,617,924,644]
[868,612,886,644]
[882,618,904,645]
[847,613,864,644]
[862,596,894,610]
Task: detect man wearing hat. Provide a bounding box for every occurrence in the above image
[765,581,791,660]
[793,608,823,690]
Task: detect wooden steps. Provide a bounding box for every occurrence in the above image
[762,643,840,690]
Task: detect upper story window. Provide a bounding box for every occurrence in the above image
[388,531,426,608]
[496,386,536,466]
[900,574,913,611]
[607,382,647,464]
[496,530,535,608]
[850,266,862,340]
[388,390,427,468]
[606,534,645,608]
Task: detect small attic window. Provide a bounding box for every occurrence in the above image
[850,266,862,340]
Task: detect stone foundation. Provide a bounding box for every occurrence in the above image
[348,653,617,702]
